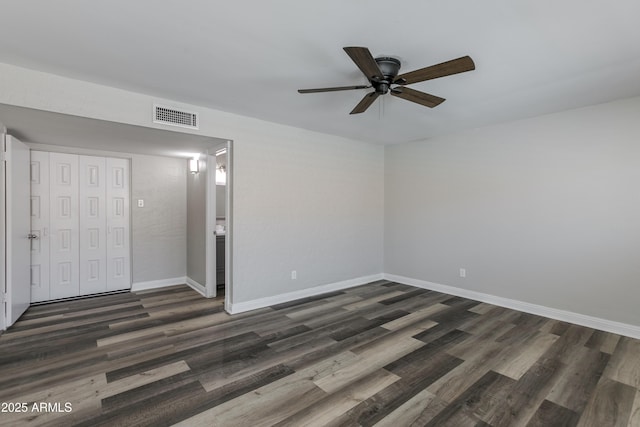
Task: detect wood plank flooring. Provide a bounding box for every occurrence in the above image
[1,281,639,426]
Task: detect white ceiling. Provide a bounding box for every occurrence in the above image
[1,1,640,144]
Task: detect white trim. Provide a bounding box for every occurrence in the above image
[205,153,216,298]
[226,273,384,314]
[384,273,640,340]
[186,277,207,297]
[0,130,6,331]
[224,140,233,313]
[131,276,187,292]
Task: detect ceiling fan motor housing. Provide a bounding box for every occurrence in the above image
[373,57,401,94]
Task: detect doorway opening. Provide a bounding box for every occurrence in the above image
[203,142,232,307]
[0,105,234,329]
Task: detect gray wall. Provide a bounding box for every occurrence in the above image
[186,158,207,286]
[1,65,386,309]
[385,97,640,325]
[233,133,384,303]
[216,185,226,218]
[131,153,187,283]
[216,150,227,218]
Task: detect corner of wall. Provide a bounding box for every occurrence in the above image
[384,273,640,340]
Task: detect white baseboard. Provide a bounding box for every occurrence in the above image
[227,273,384,315]
[384,273,640,340]
[186,277,207,297]
[132,272,640,338]
[131,276,187,292]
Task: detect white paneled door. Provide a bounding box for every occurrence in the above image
[106,157,130,291]
[30,151,51,302]
[49,153,80,299]
[32,152,131,302]
[79,155,107,295]
[5,135,31,327]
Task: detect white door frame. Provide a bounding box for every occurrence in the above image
[205,140,232,305]
[205,152,216,298]
[0,124,7,331]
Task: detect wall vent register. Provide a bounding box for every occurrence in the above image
[153,104,199,129]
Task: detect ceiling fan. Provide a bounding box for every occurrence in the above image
[298,47,475,114]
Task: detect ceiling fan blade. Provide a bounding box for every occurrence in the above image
[343,47,384,81]
[394,56,475,85]
[298,85,371,94]
[350,92,380,114]
[391,87,445,108]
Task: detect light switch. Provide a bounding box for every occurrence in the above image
[137,199,144,208]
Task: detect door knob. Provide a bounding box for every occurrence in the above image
[28,233,38,239]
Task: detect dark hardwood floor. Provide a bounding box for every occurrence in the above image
[1,281,639,426]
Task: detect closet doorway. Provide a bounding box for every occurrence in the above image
[30,151,131,302]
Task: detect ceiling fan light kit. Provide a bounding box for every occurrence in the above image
[298,46,475,115]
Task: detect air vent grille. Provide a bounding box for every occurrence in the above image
[153,105,199,129]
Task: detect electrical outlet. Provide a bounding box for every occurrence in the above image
[137,199,144,208]
[459,268,466,278]
[291,270,297,280]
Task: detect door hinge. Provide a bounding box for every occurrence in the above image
[0,292,5,304]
